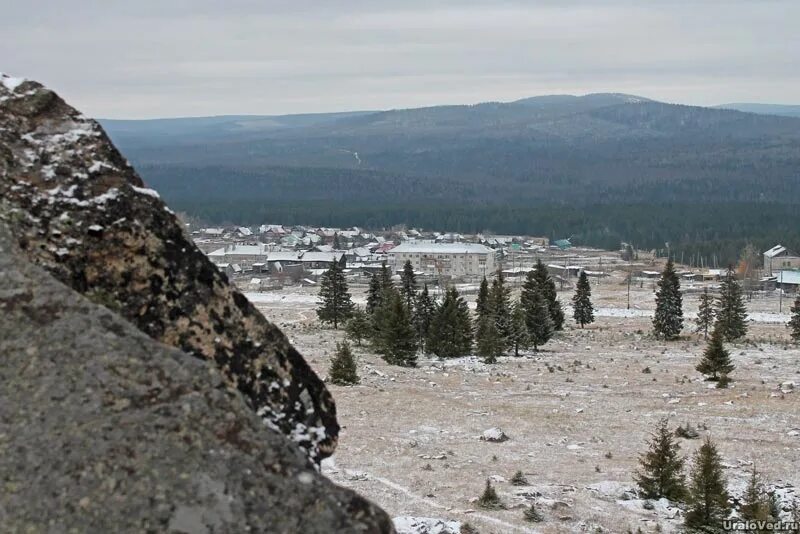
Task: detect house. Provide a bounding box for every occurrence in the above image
[388,242,495,277]
[774,270,800,293]
[764,245,800,276]
[299,252,346,270]
[208,244,270,269]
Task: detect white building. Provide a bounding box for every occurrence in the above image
[388,242,496,277]
[764,244,800,276]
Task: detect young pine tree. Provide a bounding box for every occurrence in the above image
[400,259,417,309]
[475,276,490,322]
[521,273,553,351]
[476,315,503,364]
[788,295,800,344]
[696,326,735,384]
[489,269,513,352]
[412,283,436,352]
[366,273,383,316]
[328,340,359,385]
[685,437,731,531]
[695,287,716,340]
[379,291,417,367]
[509,303,530,357]
[345,306,370,346]
[634,418,687,501]
[477,479,503,510]
[652,258,683,340]
[740,464,770,523]
[533,259,565,330]
[715,267,748,342]
[316,261,355,329]
[427,286,472,358]
[523,503,543,522]
[572,271,595,328]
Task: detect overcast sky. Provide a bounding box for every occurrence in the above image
[2,1,798,119]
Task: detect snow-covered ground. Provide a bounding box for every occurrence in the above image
[250,273,800,533]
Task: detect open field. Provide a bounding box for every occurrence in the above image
[250,270,800,533]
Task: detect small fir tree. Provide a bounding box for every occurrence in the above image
[345,307,370,346]
[328,340,359,385]
[412,283,436,352]
[509,303,530,357]
[378,290,417,367]
[366,273,383,315]
[572,271,595,328]
[476,276,490,321]
[489,269,513,352]
[685,437,731,531]
[695,287,716,340]
[653,258,684,340]
[634,418,687,501]
[510,470,529,486]
[426,286,472,358]
[715,267,748,341]
[400,259,417,309]
[696,326,735,383]
[477,479,503,510]
[316,261,354,329]
[521,272,554,350]
[476,315,503,364]
[740,464,770,523]
[788,295,800,343]
[523,503,543,522]
[533,259,565,330]
[332,232,342,250]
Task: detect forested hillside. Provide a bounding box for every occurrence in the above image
[101,93,800,263]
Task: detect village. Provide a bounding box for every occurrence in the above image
[190,223,800,533]
[194,223,800,307]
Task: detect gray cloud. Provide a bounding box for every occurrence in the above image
[1,0,797,118]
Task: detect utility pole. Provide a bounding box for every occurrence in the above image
[779,271,783,313]
[627,245,633,310]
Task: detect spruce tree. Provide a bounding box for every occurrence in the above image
[476,276,490,322]
[788,295,800,343]
[345,306,370,346]
[332,232,342,250]
[740,464,770,523]
[379,290,417,367]
[695,287,716,340]
[511,470,529,486]
[523,503,543,522]
[400,259,417,309]
[715,267,748,342]
[509,303,530,357]
[476,315,503,364]
[477,479,503,510]
[696,326,735,383]
[412,283,436,352]
[378,260,393,291]
[521,272,553,351]
[685,437,731,531]
[572,271,595,328]
[489,269,513,351]
[427,286,472,358]
[366,273,383,315]
[316,261,354,329]
[329,340,359,385]
[653,258,683,340]
[533,259,565,330]
[634,418,687,501]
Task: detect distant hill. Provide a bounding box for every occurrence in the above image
[100,93,800,262]
[714,103,800,118]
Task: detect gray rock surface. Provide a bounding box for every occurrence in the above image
[0,74,335,461]
[0,223,392,532]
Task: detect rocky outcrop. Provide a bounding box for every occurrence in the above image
[0,222,392,532]
[0,73,393,531]
[0,74,335,461]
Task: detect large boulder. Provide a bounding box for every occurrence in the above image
[0,73,334,461]
[0,223,391,532]
[0,73,393,531]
